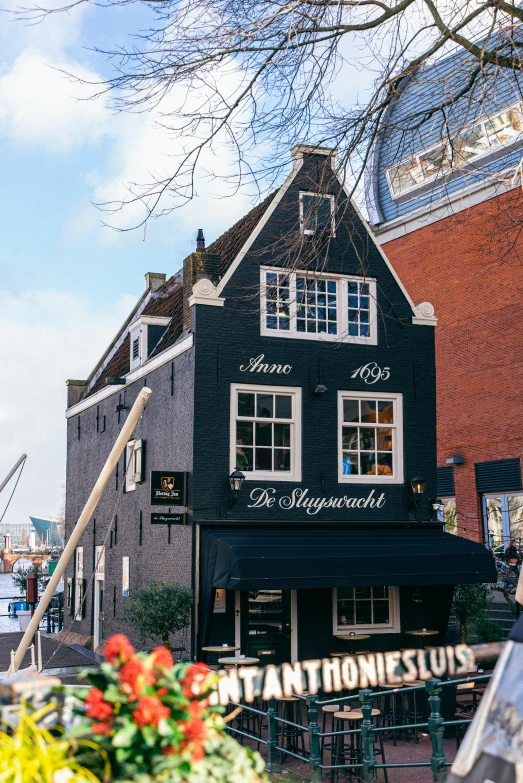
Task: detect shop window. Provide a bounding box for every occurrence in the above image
[299,192,335,236]
[74,546,84,621]
[125,439,145,492]
[338,391,403,483]
[438,497,457,535]
[333,586,400,634]
[231,383,302,481]
[483,493,523,554]
[261,268,377,344]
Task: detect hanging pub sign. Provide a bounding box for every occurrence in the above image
[151,512,187,525]
[150,471,187,506]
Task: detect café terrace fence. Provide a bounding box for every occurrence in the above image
[224,674,492,782]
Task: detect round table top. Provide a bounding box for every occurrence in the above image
[336,634,372,641]
[405,629,439,637]
[218,656,260,664]
[334,709,380,720]
[402,679,426,687]
[202,645,240,653]
[330,650,370,658]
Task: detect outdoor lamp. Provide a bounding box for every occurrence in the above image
[229,467,245,511]
[410,473,426,504]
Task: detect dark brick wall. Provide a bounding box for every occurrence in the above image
[65,349,195,649]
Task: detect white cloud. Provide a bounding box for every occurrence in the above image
[0,288,135,526]
[0,51,112,151]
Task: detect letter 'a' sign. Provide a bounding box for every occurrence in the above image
[150,471,187,506]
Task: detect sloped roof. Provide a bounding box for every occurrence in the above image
[82,193,276,400]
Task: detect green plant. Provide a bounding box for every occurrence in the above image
[0,701,107,783]
[451,583,504,643]
[71,634,265,783]
[11,565,44,594]
[123,580,193,652]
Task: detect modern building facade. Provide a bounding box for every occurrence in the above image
[64,146,494,659]
[366,50,523,551]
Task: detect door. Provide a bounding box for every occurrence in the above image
[483,493,523,553]
[241,589,291,666]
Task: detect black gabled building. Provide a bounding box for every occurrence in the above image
[64,146,494,662]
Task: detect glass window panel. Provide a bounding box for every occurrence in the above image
[356,587,372,599]
[342,453,359,475]
[274,423,290,447]
[297,320,306,332]
[255,448,272,471]
[338,587,354,600]
[256,394,273,418]
[328,323,337,334]
[255,422,273,446]
[361,401,377,423]
[275,395,292,419]
[266,273,277,286]
[485,109,521,145]
[279,318,290,330]
[236,447,253,471]
[443,499,457,535]
[342,427,359,450]
[348,309,359,322]
[373,586,387,599]
[360,324,370,337]
[373,601,390,624]
[453,123,488,162]
[508,495,523,546]
[376,428,393,450]
[274,449,291,471]
[377,453,394,475]
[348,323,359,337]
[327,280,336,293]
[388,158,423,196]
[361,453,376,475]
[236,421,253,446]
[356,600,372,625]
[418,143,452,179]
[266,316,278,330]
[377,401,393,423]
[238,392,255,417]
[359,428,376,450]
[485,497,503,550]
[343,399,359,423]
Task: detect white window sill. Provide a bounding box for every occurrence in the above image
[243,471,302,483]
[260,327,377,346]
[334,626,400,636]
[337,475,404,485]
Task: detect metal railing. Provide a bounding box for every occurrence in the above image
[224,674,491,782]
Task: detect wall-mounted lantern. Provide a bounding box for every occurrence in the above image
[229,467,245,512]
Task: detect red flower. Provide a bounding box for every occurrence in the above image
[133,696,171,729]
[162,745,176,756]
[92,720,113,736]
[85,688,113,721]
[180,663,212,698]
[151,646,174,671]
[104,634,135,665]
[190,744,205,762]
[157,687,168,696]
[119,658,155,699]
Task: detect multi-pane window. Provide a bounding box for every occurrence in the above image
[261,269,377,344]
[387,103,523,197]
[347,282,371,337]
[438,497,457,535]
[333,587,400,633]
[296,277,337,335]
[338,392,403,483]
[299,192,335,235]
[232,384,301,480]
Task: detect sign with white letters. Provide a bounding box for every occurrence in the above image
[351,362,390,384]
[240,354,292,374]
[247,487,386,516]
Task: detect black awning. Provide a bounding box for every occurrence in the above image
[204,527,496,591]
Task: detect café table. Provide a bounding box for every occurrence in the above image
[218,655,260,667]
[336,633,371,655]
[405,628,439,649]
[202,644,240,666]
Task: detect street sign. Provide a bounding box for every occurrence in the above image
[150,471,186,506]
[151,512,187,525]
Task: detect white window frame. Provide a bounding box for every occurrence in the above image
[337,390,404,484]
[299,191,336,236]
[332,587,401,635]
[260,267,377,345]
[230,383,302,482]
[129,315,170,370]
[74,546,84,621]
[385,101,523,198]
[125,439,144,492]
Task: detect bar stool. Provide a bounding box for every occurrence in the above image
[320,704,340,756]
[331,708,385,783]
[277,697,306,762]
[401,680,427,743]
[375,683,404,746]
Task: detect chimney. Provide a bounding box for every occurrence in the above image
[183,229,220,331]
[66,379,88,408]
[145,272,167,291]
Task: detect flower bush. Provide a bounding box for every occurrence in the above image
[73,634,265,783]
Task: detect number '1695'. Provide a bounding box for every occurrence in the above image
[351,362,390,384]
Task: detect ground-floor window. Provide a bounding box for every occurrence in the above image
[333,586,400,634]
[483,492,523,551]
[438,497,457,535]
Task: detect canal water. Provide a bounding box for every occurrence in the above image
[0,572,24,633]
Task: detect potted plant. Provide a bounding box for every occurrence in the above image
[123,580,193,653]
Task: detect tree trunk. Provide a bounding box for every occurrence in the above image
[162,633,172,653]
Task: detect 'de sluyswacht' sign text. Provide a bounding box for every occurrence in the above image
[150,471,187,506]
[248,487,386,515]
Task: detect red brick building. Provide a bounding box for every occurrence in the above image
[366,53,523,550]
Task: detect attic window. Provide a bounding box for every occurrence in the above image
[300,192,335,236]
[132,338,140,361]
[129,316,170,371]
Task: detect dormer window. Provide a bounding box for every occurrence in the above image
[300,192,335,236]
[128,315,170,371]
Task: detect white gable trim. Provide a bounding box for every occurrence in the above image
[65,334,193,418]
[216,156,304,296]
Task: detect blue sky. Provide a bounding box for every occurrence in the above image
[0,1,372,529]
